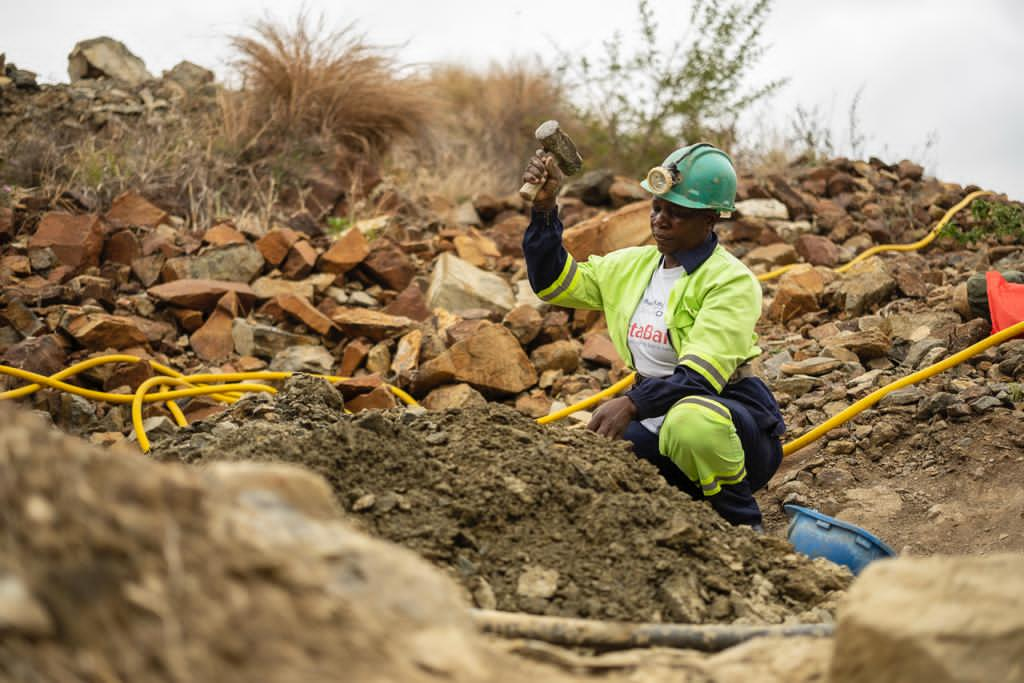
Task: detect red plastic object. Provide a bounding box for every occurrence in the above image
[987,270,1024,335]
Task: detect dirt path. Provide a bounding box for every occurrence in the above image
[760,410,1024,556]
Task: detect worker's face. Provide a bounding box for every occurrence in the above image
[650,198,716,257]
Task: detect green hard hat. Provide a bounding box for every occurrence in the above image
[640,143,737,213]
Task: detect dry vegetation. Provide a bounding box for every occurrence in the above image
[0,7,814,228]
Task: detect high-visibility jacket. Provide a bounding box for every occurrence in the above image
[524,209,765,415]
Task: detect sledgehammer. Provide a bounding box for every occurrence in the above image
[518,120,583,202]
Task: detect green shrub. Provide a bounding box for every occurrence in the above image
[558,0,785,174]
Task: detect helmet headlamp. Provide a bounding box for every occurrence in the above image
[645,165,680,195]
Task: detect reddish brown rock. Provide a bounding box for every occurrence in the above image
[102,360,155,392]
[502,305,543,346]
[563,200,652,261]
[131,253,165,287]
[333,375,383,401]
[203,223,247,246]
[744,243,798,269]
[453,229,500,268]
[826,172,858,197]
[514,391,554,418]
[103,229,141,265]
[0,254,31,276]
[160,256,191,283]
[148,279,256,312]
[68,275,115,306]
[105,191,169,228]
[2,301,44,337]
[488,215,530,257]
[768,266,829,323]
[539,310,572,343]
[794,234,840,267]
[420,322,536,396]
[581,333,619,367]
[530,340,580,373]
[282,240,318,280]
[276,294,338,337]
[390,329,422,384]
[363,240,416,291]
[29,213,104,270]
[346,384,399,412]
[0,207,12,240]
[383,284,432,322]
[767,175,811,219]
[319,228,370,275]
[338,339,371,376]
[140,229,182,258]
[170,308,205,333]
[329,307,414,341]
[420,383,486,411]
[66,313,148,349]
[190,291,242,363]
[445,319,489,346]
[896,159,924,181]
[0,334,66,377]
[254,227,300,266]
[822,329,892,361]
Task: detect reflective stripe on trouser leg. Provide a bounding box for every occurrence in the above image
[657,396,746,497]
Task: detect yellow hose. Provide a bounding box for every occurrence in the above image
[756,189,992,282]
[536,372,638,425]
[782,318,1024,456]
[1,355,420,451]
[131,376,279,453]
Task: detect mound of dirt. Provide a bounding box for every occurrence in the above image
[154,375,851,624]
[0,403,515,683]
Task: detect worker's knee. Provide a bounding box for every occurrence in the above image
[658,397,745,496]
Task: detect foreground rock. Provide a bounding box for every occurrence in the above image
[0,403,526,682]
[831,555,1024,683]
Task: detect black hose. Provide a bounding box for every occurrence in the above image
[470,608,833,652]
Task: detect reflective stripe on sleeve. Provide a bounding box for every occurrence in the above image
[537,256,579,302]
[679,354,728,391]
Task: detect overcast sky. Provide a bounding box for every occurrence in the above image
[3,0,1022,199]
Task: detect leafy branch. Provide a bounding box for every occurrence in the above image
[940,199,1024,245]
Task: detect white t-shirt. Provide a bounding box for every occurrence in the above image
[627,262,686,433]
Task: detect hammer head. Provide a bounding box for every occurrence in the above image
[535,120,583,175]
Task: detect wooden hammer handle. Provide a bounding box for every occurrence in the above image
[519,179,543,202]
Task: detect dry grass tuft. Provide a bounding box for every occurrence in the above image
[410,60,577,199]
[228,13,432,169]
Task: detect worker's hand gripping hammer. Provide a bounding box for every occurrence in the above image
[519,120,583,203]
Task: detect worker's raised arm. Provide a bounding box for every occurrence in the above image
[520,152,603,310]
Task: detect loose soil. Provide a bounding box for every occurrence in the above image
[760,408,1024,556]
[154,375,850,625]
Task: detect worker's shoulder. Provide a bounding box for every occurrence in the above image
[585,245,659,269]
[706,244,759,283]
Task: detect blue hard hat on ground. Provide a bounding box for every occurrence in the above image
[784,504,896,575]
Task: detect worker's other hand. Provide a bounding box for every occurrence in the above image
[522,150,563,210]
[587,396,637,440]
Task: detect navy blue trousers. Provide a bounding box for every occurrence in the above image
[623,392,782,527]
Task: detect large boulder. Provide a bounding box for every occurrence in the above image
[28,213,104,271]
[68,37,153,86]
[0,403,493,682]
[825,257,897,316]
[416,323,536,396]
[831,555,1024,683]
[427,252,515,316]
[562,200,652,261]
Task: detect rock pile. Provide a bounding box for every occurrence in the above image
[153,375,851,624]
